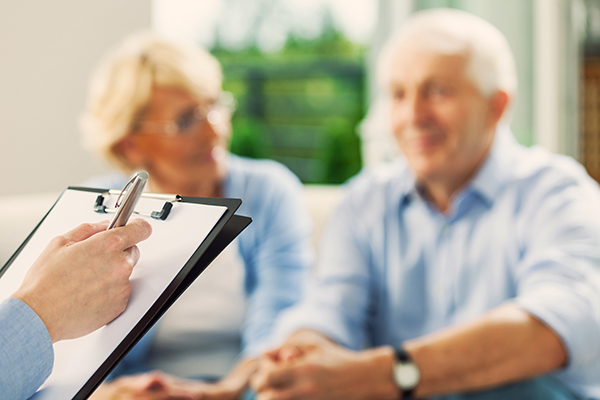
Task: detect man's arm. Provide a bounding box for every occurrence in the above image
[252,304,567,400]
[404,303,566,397]
[0,298,54,400]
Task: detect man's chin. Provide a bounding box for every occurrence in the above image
[406,155,446,179]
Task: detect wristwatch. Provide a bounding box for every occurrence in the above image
[392,346,420,399]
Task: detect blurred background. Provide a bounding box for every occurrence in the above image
[0,0,599,194]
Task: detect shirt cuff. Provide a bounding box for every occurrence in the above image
[273,304,362,350]
[0,297,54,399]
[514,283,600,368]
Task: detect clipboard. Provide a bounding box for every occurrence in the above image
[0,186,252,400]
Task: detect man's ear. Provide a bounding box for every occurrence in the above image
[489,91,510,126]
[113,136,144,169]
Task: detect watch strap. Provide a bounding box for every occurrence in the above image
[394,346,412,363]
[394,346,417,398]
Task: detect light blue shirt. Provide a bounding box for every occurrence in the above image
[275,128,600,399]
[85,154,313,377]
[0,298,54,400]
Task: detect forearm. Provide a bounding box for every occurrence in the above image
[405,304,567,397]
[0,299,54,400]
[255,309,568,400]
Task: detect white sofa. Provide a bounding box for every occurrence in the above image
[0,185,342,268]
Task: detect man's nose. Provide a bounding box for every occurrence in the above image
[395,93,428,126]
[407,93,430,125]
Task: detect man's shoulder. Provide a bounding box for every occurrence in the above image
[508,144,598,192]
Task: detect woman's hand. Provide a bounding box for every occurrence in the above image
[90,358,258,400]
[89,372,196,400]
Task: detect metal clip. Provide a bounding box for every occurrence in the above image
[93,191,181,221]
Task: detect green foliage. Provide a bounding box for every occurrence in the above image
[320,118,362,184]
[213,19,365,184]
[229,117,268,159]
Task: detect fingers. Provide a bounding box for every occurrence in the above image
[24,218,151,341]
[253,344,325,400]
[141,372,195,400]
[144,373,169,392]
[252,346,302,392]
[122,218,153,246]
[252,356,276,391]
[88,218,152,252]
[122,245,141,274]
[263,346,285,362]
[279,345,303,363]
[263,343,302,363]
[252,362,297,392]
[57,218,152,252]
[59,220,110,244]
[109,218,153,250]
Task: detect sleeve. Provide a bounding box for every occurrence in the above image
[0,298,54,400]
[273,193,374,350]
[239,169,314,357]
[512,176,600,369]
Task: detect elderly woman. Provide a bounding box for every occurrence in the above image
[81,32,312,399]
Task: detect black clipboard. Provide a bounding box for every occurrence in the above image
[0,187,251,400]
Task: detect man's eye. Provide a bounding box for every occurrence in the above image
[392,89,405,100]
[428,85,451,97]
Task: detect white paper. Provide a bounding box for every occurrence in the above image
[0,189,227,399]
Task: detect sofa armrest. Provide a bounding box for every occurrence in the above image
[303,185,342,251]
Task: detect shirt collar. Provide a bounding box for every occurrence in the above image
[392,159,418,207]
[396,124,519,209]
[467,124,517,206]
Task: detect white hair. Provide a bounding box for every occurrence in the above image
[378,8,517,101]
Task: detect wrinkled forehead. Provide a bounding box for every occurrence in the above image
[387,41,471,87]
[381,27,473,83]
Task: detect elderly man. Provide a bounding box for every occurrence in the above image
[251,8,600,400]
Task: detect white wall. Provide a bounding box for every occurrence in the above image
[534,0,584,158]
[0,1,151,196]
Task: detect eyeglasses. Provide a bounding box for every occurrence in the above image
[133,91,237,137]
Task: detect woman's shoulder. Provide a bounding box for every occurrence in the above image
[227,154,304,196]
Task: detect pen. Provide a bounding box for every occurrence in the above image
[107,171,149,230]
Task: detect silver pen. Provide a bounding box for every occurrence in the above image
[107,171,149,230]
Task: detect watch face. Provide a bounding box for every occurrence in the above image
[394,362,421,389]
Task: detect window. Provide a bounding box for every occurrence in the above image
[153,0,376,184]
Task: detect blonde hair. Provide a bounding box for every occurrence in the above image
[80,31,223,171]
[378,8,517,105]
